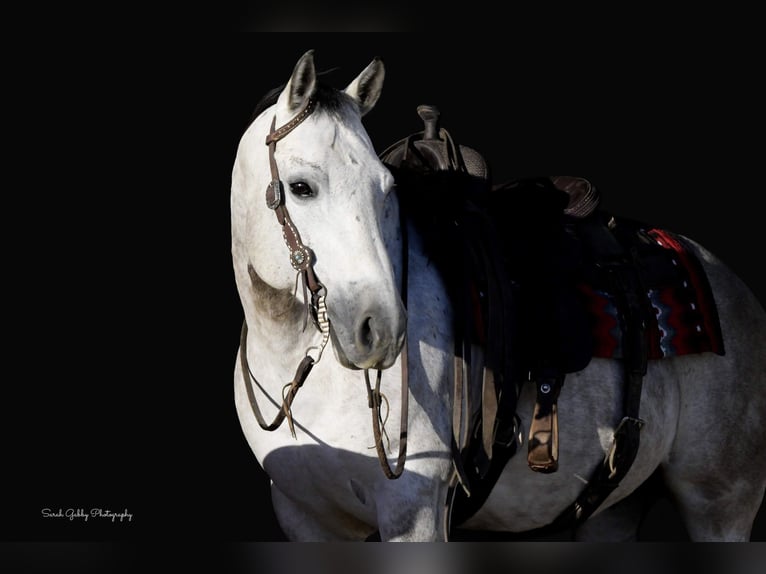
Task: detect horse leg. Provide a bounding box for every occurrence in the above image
[660,466,764,541]
[660,245,766,541]
[374,473,451,541]
[660,362,766,541]
[269,481,375,541]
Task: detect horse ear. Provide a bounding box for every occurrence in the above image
[278,50,317,115]
[344,57,385,116]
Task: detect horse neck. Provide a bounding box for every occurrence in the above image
[242,270,322,379]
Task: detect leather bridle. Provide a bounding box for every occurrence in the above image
[240,97,409,478]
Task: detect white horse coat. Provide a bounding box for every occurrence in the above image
[231,51,766,541]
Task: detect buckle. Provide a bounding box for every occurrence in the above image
[266,180,283,210]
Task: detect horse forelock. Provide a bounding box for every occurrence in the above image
[246,80,357,135]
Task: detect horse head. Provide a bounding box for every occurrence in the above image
[231,50,405,371]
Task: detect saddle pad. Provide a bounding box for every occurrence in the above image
[578,228,725,360]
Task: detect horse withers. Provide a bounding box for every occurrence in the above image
[230,50,766,541]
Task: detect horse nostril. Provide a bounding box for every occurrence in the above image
[358,316,376,349]
[348,306,404,369]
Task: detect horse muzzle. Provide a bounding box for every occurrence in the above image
[329,300,407,371]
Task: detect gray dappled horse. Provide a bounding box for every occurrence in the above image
[231,50,766,541]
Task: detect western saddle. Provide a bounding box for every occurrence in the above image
[379,105,650,532]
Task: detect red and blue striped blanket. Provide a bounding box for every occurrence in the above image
[578,227,725,360]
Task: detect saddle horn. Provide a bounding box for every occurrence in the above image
[379,104,490,181]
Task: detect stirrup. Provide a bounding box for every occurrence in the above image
[527,375,564,473]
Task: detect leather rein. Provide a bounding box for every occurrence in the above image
[240,98,409,479]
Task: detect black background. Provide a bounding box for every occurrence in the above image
[3,31,764,551]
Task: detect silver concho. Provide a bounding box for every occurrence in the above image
[290,247,311,271]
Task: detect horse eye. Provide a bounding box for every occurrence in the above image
[289,182,315,198]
